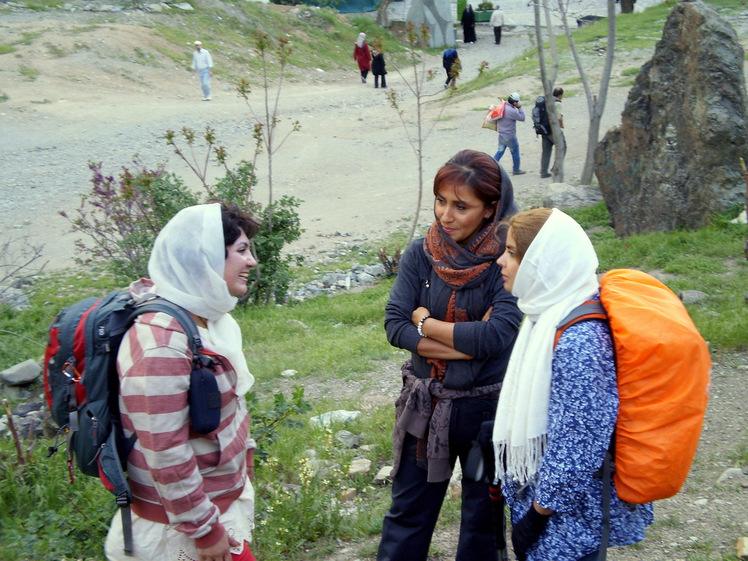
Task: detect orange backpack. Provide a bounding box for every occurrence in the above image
[555,269,711,504]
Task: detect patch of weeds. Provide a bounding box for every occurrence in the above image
[44,42,68,58]
[132,47,162,67]
[0,44,15,55]
[66,24,101,34]
[18,65,40,81]
[654,514,681,528]
[621,66,642,76]
[729,433,748,466]
[21,0,63,10]
[18,31,41,46]
[0,92,9,102]
[615,78,637,87]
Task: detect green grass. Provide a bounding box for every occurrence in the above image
[569,204,748,351]
[150,5,409,85]
[236,281,396,392]
[18,64,40,81]
[44,42,67,57]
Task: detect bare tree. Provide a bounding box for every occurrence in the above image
[377,0,392,26]
[237,32,301,231]
[533,0,565,181]
[534,0,617,184]
[386,22,458,247]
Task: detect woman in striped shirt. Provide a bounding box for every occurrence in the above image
[105,201,260,561]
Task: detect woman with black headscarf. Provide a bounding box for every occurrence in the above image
[377,150,523,561]
[461,4,477,43]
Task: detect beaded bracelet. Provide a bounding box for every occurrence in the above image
[417,315,430,338]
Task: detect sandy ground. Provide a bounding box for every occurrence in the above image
[0,14,635,273]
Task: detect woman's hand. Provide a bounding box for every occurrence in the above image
[411,306,431,327]
[511,502,554,561]
[197,534,241,561]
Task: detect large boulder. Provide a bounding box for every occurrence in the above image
[594,0,748,237]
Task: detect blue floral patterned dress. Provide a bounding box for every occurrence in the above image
[502,312,654,561]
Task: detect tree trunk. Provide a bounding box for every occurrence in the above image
[580,0,616,184]
[377,0,391,27]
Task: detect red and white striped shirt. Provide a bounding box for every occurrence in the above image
[117,310,252,550]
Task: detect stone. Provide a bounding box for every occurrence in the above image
[374,465,393,484]
[716,467,746,484]
[1,359,41,386]
[594,0,748,236]
[541,182,603,210]
[678,290,709,304]
[309,409,360,428]
[335,430,362,448]
[738,537,748,559]
[280,369,297,377]
[731,208,747,224]
[0,286,31,311]
[348,458,372,476]
[340,488,357,502]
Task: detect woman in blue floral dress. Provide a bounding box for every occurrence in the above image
[491,208,653,561]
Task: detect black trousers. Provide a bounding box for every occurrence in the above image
[377,398,499,561]
[375,74,387,88]
[540,132,567,175]
[493,26,502,44]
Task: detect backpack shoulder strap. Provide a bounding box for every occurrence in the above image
[554,300,608,350]
[127,296,205,360]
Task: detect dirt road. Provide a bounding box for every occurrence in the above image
[0,15,629,271]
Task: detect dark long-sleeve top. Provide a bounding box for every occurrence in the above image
[385,237,522,390]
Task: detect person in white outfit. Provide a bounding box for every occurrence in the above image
[191,40,213,101]
[490,5,504,45]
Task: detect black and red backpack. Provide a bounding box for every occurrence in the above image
[43,290,220,555]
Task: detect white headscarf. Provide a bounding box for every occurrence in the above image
[148,203,254,395]
[356,32,366,48]
[492,209,599,485]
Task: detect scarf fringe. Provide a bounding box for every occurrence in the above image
[496,434,547,486]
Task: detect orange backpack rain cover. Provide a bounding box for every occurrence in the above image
[600,269,711,504]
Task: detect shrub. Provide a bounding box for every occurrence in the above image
[246,195,305,305]
[61,160,198,281]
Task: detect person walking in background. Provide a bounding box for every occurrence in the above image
[104,201,260,561]
[191,40,213,101]
[371,46,388,89]
[353,32,372,84]
[376,149,523,561]
[492,208,653,561]
[442,47,460,88]
[490,5,504,45]
[540,87,567,179]
[461,4,477,43]
[494,92,526,176]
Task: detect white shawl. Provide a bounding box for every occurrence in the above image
[492,209,599,485]
[148,203,254,395]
